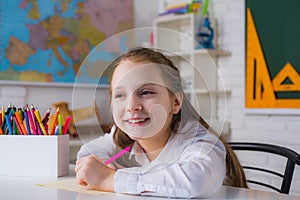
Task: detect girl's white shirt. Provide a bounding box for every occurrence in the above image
[77,121,226,198]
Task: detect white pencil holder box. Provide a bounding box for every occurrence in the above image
[0,134,69,177]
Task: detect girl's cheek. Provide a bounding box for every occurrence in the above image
[111,101,125,118]
[112,107,120,125]
[112,103,126,130]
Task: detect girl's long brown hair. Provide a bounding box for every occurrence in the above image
[110,47,248,188]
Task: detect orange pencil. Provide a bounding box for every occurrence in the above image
[15,111,27,135]
[50,107,59,135]
[13,114,24,135]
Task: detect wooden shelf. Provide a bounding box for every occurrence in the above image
[184,88,232,94]
[162,49,231,58]
[154,13,193,23]
[194,49,231,57]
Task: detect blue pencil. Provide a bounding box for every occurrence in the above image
[54,125,60,135]
[24,111,31,135]
[5,115,13,135]
[2,108,14,132]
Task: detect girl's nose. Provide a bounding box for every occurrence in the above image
[126,94,142,112]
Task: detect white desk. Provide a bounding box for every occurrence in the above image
[1,169,300,200]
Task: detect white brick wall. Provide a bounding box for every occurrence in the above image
[212,0,300,195]
[0,86,26,108]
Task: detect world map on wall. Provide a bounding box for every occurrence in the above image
[0,0,133,84]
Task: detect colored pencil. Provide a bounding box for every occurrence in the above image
[50,107,59,135]
[12,114,24,135]
[34,109,47,135]
[23,110,31,135]
[57,114,62,135]
[104,147,131,165]
[5,115,13,135]
[15,111,27,135]
[62,116,72,135]
[27,107,37,135]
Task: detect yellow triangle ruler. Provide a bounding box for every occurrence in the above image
[272,62,300,92]
[245,8,300,108]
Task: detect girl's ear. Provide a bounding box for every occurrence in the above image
[172,92,183,114]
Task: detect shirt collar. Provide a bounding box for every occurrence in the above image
[128,131,177,166]
[129,141,150,165]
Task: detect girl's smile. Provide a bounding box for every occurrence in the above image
[126,117,150,126]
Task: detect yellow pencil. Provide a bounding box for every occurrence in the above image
[1,106,4,123]
[34,109,47,135]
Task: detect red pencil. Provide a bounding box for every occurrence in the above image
[27,107,37,135]
[62,116,72,135]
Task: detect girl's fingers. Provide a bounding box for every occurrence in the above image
[75,155,99,187]
[78,178,88,186]
[75,158,88,183]
[76,169,88,186]
[74,156,90,173]
[74,160,83,173]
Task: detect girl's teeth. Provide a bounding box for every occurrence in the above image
[129,119,145,123]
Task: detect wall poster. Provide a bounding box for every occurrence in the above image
[0,0,133,85]
[245,0,300,110]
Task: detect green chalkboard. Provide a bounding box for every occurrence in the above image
[246,0,300,100]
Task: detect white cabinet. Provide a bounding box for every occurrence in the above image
[153,13,231,135]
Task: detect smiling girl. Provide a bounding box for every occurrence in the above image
[75,47,247,198]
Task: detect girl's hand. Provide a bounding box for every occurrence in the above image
[75,155,116,192]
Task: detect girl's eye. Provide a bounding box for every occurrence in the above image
[114,93,124,98]
[141,90,153,95]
